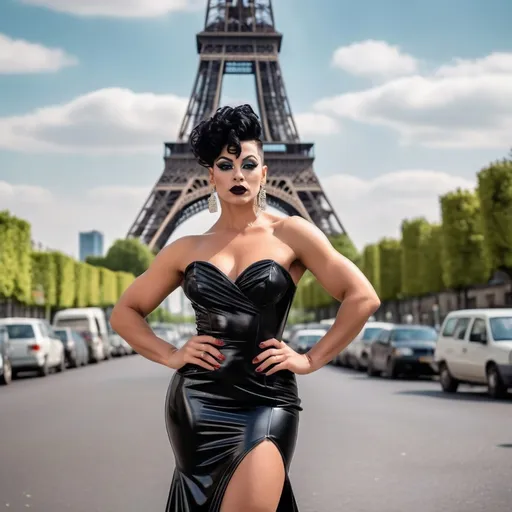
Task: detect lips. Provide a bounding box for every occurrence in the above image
[229,185,248,195]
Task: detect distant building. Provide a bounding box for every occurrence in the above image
[79,230,104,262]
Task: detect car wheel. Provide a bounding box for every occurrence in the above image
[439,363,458,393]
[386,358,397,379]
[366,358,379,377]
[38,358,49,377]
[487,364,507,399]
[0,360,12,385]
[56,355,66,373]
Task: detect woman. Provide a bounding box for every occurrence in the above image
[110,104,380,512]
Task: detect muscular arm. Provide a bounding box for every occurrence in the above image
[283,216,381,371]
[109,238,190,368]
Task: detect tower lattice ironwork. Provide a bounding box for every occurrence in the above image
[127,0,347,251]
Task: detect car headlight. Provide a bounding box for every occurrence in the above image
[394,347,414,356]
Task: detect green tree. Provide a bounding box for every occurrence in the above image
[440,189,490,293]
[116,271,135,300]
[477,159,512,273]
[378,238,402,301]
[85,256,107,268]
[0,211,17,299]
[12,217,32,304]
[31,252,57,308]
[99,267,118,307]
[86,264,101,306]
[362,244,381,296]
[75,262,89,308]
[418,224,445,294]
[97,238,154,277]
[52,252,76,308]
[401,218,430,297]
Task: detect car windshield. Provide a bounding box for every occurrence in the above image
[5,324,35,339]
[390,328,437,342]
[489,317,512,341]
[55,318,89,330]
[362,327,384,342]
[298,334,323,347]
[53,329,68,342]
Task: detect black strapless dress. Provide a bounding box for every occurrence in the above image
[164,259,302,511]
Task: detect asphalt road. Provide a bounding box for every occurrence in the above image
[0,356,511,512]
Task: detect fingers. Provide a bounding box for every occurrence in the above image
[252,347,280,365]
[189,356,217,371]
[190,336,225,361]
[255,352,286,373]
[265,361,287,376]
[258,338,283,350]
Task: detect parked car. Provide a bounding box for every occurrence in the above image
[367,324,438,378]
[53,308,110,363]
[0,318,65,377]
[332,321,392,367]
[292,329,325,354]
[0,325,13,385]
[53,327,89,368]
[434,309,512,398]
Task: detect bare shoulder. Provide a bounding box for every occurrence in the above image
[278,215,330,258]
[277,216,373,302]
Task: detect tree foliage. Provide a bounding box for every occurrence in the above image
[440,189,490,289]
[0,211,17,298]
[418,224,445,294]
[362,244,381,296]
[52,252,76,308]
[116,271,135,299]
[98,238,155,277]
[477,160,512,272]
[99,267,118,307]
[378,238,402,301]
[31,252,57,307]
[401,218,430,297]
[74,262,89,308]
[86,264,101,306]
[12,217,32,303]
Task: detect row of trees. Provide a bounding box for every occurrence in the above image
[0,211,142,315]
[294,156,512,310]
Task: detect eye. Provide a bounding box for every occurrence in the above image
[243,162,257,170]
[217,163,232,171]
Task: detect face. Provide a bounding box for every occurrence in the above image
[209,140,267,207]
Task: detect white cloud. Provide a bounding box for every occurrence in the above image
[0,33,77,74]
[321,170,475,249]
[295,112,341,137]
[331,40,418,78]
[315,50,512,149]
[0,88,188,154]
[18,0,203,18]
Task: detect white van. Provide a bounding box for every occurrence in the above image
[434,309,512,398]
[53,308,110,363]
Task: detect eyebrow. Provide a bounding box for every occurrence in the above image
[215,154,258,163]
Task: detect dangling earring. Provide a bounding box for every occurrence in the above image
[257,183,267,211]
[208,186,218,213]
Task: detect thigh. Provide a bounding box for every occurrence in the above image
[220,439,285,512]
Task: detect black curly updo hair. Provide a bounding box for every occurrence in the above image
[190,104,263,168]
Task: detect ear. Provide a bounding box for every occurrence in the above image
[261,164,268,184]
[208,167,215,186]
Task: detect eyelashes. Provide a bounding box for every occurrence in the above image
[217,162,258,171]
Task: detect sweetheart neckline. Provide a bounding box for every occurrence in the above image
[183,258,297,289]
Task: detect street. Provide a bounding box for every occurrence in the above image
[0,356,511,512]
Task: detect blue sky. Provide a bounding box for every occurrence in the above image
[1,0,511,261]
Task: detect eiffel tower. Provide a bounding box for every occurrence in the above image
[127,0,347,251]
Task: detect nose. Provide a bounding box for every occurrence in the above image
[232,165,245,182]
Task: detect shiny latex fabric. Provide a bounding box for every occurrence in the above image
[164,259,302,512]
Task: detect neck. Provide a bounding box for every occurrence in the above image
[215,201,261,232]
